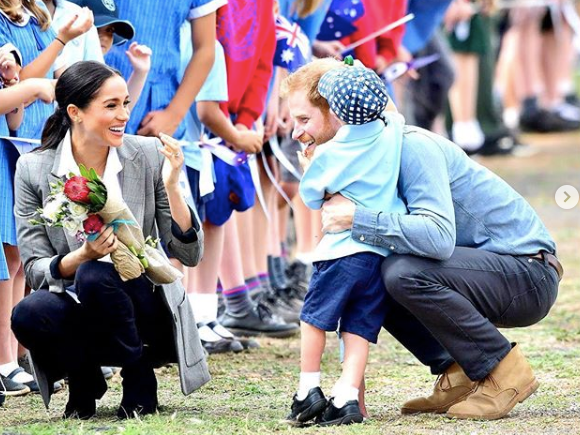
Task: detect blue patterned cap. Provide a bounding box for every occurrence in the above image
[318,66,389,125]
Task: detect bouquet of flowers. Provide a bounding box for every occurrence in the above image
[31,164,183,285]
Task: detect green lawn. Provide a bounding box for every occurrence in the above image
[1,131,579,434]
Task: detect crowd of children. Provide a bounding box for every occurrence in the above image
[1,0,579,426]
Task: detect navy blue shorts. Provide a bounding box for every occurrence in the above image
[185,165,214,223]
[300,252,387,343]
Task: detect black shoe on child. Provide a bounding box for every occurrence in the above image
[117,360,158,420]
[316,398,364,426]
[286,387,328,425]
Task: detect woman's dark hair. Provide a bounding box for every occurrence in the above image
[38,61,123,152]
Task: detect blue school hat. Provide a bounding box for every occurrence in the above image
[70,0,135,45]
[318,64,389,125]
[205,158,255,226]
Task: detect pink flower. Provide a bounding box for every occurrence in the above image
[64,176,91,204]
[83,214,104,235]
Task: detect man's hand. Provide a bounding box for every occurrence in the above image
[321,193,356,233]
[138,108,181,137]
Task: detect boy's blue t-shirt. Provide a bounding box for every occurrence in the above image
[300,112,408,262]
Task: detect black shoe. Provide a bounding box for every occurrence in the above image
[286,387,328,425]
[316,398,364,426]
[63,398,96,420]
[63,366,104,420]
[254,288,301,324]
[520,107,580,132]
[117,358,158,420]
[286,260,311,294]
[218,303,299,338]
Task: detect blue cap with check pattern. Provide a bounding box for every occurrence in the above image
[318,65,389,125]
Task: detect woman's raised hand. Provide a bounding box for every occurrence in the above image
[57,7,94,44]
[158,132,184,187]
[81,226,118,260]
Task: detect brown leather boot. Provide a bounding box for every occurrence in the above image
[401,363,477,414]
[446,344,539,420]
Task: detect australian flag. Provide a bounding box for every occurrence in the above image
[316,0,365,41]
[274,15,311,72]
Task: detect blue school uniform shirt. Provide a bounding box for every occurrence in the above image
[0,9,56,140]
[105,0,226,139]
[299,112,408,262]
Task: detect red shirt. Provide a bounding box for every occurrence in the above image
[217,0,276,128]
[341,0,407,69]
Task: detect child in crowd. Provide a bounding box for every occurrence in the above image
[283,58,408,426]
[0,41,55,397]
[178,23,263,352]
[71,0,150,111]
[101,0,219,139]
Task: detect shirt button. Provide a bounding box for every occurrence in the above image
[359,235,365,242]
[389,245,395,250]
[528,258,533,263]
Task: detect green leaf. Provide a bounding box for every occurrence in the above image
[89,167,98,181]
[79,164,89,179]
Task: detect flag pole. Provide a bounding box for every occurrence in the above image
[340,13,415,55]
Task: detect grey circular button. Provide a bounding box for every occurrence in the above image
[555,185,579,210]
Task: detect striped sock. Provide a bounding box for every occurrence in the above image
[245,276,263,297]
[258,272,270,290]
[223,284,253,315]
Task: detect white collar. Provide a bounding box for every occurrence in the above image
[57,130,123,180]
[0,8,32,26]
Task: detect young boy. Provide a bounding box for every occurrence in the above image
[285,59,408,426]
[71,0,150,111]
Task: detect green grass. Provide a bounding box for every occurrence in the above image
[1,131,579,434]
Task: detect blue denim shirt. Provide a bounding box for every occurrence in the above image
[352,126,556,259]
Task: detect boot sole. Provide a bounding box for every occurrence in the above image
[447,378,540,420]
[318,413,364,426]
[401,389,477,415]
[224,327,299,338]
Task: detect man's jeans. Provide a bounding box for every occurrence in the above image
[381,247,559,380]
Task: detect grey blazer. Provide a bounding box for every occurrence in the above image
[14,134,210,407]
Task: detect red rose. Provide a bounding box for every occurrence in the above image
[64,176,92,204]
[83,214,104,235]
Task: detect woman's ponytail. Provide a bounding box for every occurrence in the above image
[37,107,70,152]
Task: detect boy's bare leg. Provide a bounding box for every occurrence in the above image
[337,332,368,390]
[300,322,325,373]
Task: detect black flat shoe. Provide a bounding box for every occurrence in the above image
[117,402,157,419]
[316,398,364,426]
[63,398,96,420]
[286,387,327,425]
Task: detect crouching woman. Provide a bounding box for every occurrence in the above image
[11,61,208,419]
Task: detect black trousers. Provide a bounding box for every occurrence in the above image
[381,247,559,381]
[11,261,173,390]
